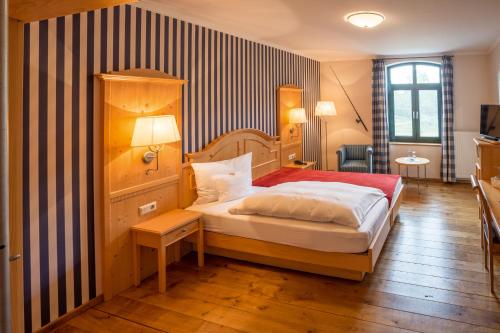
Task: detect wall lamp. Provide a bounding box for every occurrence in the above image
[131,115,181,175]
[289,108,308,139]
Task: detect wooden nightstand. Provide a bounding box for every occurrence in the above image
[284,161,316,170]
[131,209,203,293]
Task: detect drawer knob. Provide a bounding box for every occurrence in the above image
[181,228,187,232]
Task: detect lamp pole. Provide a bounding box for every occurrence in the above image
[315,101,336,171]
[323,118,329,170]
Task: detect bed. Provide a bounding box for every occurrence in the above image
[180,128,403,281]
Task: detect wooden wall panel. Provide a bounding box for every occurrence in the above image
[9,0,137,22]
[97,70,185,300]
[108,181,179,296]
[277,86,303,165]
[106,81,181,194]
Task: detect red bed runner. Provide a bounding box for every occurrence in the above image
[253,168,401,204]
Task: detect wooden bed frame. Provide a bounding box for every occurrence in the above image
[181,129,403,281]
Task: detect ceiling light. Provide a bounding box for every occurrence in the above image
[345,11,385,28]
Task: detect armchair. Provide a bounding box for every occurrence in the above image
[336,145,373,173]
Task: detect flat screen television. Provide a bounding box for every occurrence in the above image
[480,104,500,141]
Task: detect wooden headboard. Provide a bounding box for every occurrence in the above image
[180,129,281,207]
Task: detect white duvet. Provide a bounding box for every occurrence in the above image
[228,181,386,228]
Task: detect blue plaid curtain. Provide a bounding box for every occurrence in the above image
[372,59,390,174]
[441,56,456,182]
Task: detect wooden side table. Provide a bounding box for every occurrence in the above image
[131,209,204,293]
[395,157,430,194]
[285,161,316,170]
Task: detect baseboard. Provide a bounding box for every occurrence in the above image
[36,295,104,333]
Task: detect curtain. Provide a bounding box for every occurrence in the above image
[441,55,456,183]
[371,59,390,174]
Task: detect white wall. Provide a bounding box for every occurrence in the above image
[454,54,493,131]
[489,42,500,103]
[320,54,493,180]
[319,60,372,171]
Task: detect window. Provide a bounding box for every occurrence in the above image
[387,62,442,143]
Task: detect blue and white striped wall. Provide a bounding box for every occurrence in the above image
[22,4,321,332]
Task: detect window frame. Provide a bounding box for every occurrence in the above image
[387,62,443,143]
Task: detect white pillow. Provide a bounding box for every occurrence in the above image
[191,152,252,204]
[213,172,253,202]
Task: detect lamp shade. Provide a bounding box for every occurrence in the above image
[289,108,308,124]
[315,101,337,116]
[345,12,385,28]
[131,115,181,147]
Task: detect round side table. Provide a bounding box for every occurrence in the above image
[395,157,430,194]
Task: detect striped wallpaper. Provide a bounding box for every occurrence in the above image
[22,4,321,332]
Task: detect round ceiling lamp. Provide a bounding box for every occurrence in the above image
[345,11,385,28]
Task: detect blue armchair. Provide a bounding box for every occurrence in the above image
[336,145,373,173]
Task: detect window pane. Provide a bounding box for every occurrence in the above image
[419,90,439,137]
[416,65,440,83]
[390,65,413,84]
[394,90,413,137]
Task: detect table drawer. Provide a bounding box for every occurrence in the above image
[162,220,199,245]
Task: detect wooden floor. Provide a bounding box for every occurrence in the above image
[51,182,500,333]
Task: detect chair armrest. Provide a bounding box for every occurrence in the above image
[336,146,347,169]
[366,146,374,173]
[366,146,373,156]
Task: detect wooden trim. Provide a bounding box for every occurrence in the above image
[8,17,24,333]
[35,295,104,333]
[96,69,188,85]
[390,186,403,225]
[204,246,365,281]
[184,128,279,162]
[277,84,302,92]
[109,175,179,201]
[367,211,392,271]
[9,0,137,22]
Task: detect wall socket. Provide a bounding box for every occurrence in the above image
[288,153,296,160]
[139,201,157,216]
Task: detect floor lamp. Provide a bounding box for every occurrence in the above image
[315,101,337,171]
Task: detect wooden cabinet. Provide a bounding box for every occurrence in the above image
[95,69,186,300]
[474,138,500,181]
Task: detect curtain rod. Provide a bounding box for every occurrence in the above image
[378,55,454,61]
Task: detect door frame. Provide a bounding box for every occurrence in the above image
[8,16,24,333]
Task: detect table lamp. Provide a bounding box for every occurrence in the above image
[315,101,337,170]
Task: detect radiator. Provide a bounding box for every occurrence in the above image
[454,131,479,179]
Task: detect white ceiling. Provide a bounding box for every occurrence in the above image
[137,0,500,61]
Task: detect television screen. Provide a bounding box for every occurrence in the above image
[480,105,500,140]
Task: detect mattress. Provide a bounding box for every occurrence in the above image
[187,186,391,253]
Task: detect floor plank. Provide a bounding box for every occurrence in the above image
[51,309,164,333]
[46,182,500,333]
